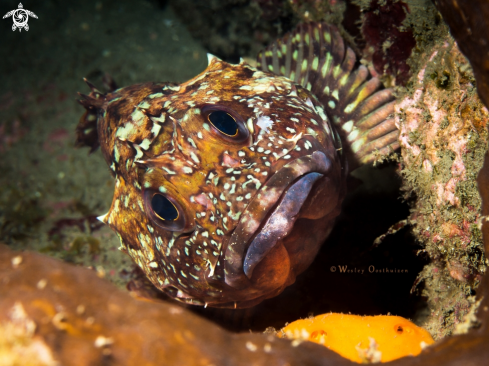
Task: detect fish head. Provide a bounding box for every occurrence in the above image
[95,57,346,308]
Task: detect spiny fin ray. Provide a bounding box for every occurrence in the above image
[357,102,395,130]
[257,22,399,166]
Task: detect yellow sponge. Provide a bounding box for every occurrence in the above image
[279,313,434,363]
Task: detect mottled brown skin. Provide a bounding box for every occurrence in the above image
[85,58,346,308]
[77,23,403,309]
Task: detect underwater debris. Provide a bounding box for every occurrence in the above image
[396,37,488,338]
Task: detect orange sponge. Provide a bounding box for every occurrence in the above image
[279,313,434,363]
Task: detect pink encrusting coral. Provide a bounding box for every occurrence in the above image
[395,37,488,338]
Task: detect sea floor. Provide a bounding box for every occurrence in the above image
[0,0,207,288]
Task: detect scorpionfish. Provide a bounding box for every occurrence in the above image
[77,23,398,308]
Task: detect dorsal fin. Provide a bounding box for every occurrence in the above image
[257,22,399,166]
[76,77,118,153]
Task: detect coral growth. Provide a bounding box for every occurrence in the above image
[396,38,488,337]
[433,0,489,109]
[0,302,57,366]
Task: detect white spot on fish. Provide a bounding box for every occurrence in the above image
[342,121,354,133]
[256,115,274,133]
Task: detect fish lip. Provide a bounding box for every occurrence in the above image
[223,150,332,290]
[242,171,324,279]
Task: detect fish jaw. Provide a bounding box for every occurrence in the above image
[224,150,337,289]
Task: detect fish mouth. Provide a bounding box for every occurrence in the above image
[223,150,333,290]
[243,171,324,277]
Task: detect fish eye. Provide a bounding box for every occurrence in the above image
[207,111,238,137]
[202,105,250,144]
[151,194,179,221]
[144,189,188,232]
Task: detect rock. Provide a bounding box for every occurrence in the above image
[395,37,488,337]
[0,244,351,365]
[433,0,489,109]
[2,238,489,365]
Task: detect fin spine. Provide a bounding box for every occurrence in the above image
[258,22,400,165]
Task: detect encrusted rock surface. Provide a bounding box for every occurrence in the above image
[0,244,352,366]
[395,38,488,337]
[433,0,489,109]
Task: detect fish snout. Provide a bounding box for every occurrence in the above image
[221,150,342,305]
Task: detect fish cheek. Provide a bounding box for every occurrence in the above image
[249,241,293,292]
